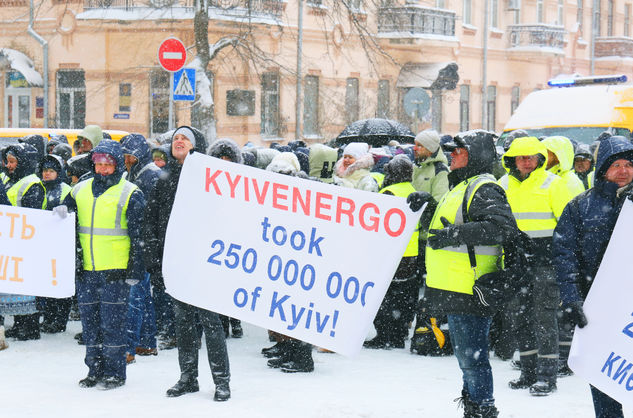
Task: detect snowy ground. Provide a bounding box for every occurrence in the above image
[2,320,626,418]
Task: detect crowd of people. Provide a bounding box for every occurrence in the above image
[0,123,626,418]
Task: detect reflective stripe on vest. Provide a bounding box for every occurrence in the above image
[0,172,9,185]
[380,182,419,257]
[72,177,137,271]
[7,174,46,208]
[425,174,501,295]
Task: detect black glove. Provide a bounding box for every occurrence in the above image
[407,191,434,212]
[427,217,461,249]
[563,301,588,329]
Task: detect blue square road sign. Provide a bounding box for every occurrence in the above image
[173,68,196,101]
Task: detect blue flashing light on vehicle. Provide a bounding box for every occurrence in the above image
[547,74,628,88]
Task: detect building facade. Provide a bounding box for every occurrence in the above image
[0,0,632,144]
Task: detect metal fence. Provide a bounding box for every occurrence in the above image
[508,24,565,49]
[377,5,456,37]
[84,0,283,17]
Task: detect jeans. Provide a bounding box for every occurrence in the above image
[127,272,157,352]
[447,314,494,407]
[590,385,623,418]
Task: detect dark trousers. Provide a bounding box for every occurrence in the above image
[173,299,230,386]
[373,277,418,344]
[127,272,157,352]
[39,296,72,330]
[590,386,623,418]
[152,279,175,338]
[77,271,129,380]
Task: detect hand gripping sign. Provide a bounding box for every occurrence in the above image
[568,200,633,410]
[163,153,420,356]
[0,205,76,298]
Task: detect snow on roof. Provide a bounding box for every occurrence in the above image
[504,84,633,131]
[0,48,43,87]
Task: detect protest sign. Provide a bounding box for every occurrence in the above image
[568,200,633,410]
[163,152,420,356]
[0,205,76,298]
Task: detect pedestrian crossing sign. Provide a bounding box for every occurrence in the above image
[173,68,196,101]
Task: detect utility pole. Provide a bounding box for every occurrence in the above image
[295,0,303,140]
[481,0,489,129]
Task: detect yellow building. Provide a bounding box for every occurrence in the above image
[0,0,632,145]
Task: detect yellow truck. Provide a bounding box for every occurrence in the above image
[0,128,130,153]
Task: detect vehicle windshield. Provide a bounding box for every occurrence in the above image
[497,127,631,147]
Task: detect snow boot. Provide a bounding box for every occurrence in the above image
[166,378,199,397]
[16,313,40,341]
[136,347,158,356]
[363,334,389,349]
[529,380,557,396]
[468,404,499,418]
[557,362,574,377]
[509,353,537,389]
[281,341,314,373]
[99,376,125,390]
[262,341,288,358]
[454,389,476,417]
[213,382,231,402]
[231,319,243,338]
[78,375,101,388]
[0,326,8,351]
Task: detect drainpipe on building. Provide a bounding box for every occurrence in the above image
[590,0,598,75]
[481,0,489,129]
[28,0,49,128]
[295,0,303,140]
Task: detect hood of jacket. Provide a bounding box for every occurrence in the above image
[594,135,633,186]
[19,134,47,162]
[208,138,243,164]
[542,135,575,174]
[37,154,67,188]
[78,125,103,149]
[121,134,153,168]
[444,129,498,184]
[308,143,338,182]
[2,143,39,180]
[382,154,413,188]
[502,136,548,180]
[168,126,208,160]
[334,152,375,179]
[90,139,125,186]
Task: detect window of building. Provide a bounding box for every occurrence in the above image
[463,0,472,25]
[486,85,496,132]
[577,0,583,35]
[537,0,544,23]
[557,0,564,25]
[490,0,499,28]
[261,72,280,137]
[149,70,172,136]
[626,4,631,37]
[436,0,445,8]
[511,0,521,24]
[608,0,614,36]
[345,78,359,125]
[377,80,390,119]
[56,70,85,129]
[459,85,469,132]
[511,86,520,114]
[119,83,131,112]
[303,75,319,137]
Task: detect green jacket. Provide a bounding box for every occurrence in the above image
[412,149,449,202]
[542,135,585,197]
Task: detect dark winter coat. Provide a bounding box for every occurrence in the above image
[553,136,633,305]
[422,130,519,317]
[77,139,146,282]
[1,143,45,209]
[142,127,208,282]
[37,154,75,211]
[19,134,47,162]
[120,134,162,197]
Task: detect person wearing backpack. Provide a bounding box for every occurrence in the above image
[553,136,633,418]
[409,130,518,418]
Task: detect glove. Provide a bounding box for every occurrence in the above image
[406,191,434,212]
[52,205,68,219]
[427,217,461,249]
[563,301,588,329]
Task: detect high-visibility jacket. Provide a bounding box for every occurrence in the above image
[7,174,46,208]
[72,177,138,271]
[425,174,502,295]
[380,181,418,257]
[0,172,9,185]
[500,136,574,239]
[370,172,385,190]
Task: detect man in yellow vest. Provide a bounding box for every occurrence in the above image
[364,155,419,349]
[419,130,518,418]
[72,139,146,390]
[499,136,575,396]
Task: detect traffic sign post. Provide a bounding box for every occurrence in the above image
[158,37,187,130]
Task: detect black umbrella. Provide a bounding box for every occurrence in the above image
[332,118,415,147]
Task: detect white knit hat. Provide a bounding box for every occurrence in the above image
[343,142,369,159]
[414,129,440,153]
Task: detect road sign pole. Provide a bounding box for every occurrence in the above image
[169,73,174,131]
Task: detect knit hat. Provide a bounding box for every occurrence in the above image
[91,152,116,165]
[343,142,369,159]
[414,129,440,153]
[173,127,197,147]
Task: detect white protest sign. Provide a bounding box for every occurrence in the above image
[163,152,419,356]
[568,200,633,410]
[0,205,76,298]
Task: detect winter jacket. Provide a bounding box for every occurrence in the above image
[74,139,146,282]
[411,148,449,202]
[422,130,518,317]
[142,127,208,280]
[332,153,379,192]
[19,134,47,162]
[553,136,633,305]
[37,154,75,211]
[2,143,46,209]
[208,138,243,164]
[120,134,162,197]
[542,135,585,197]
[308,143,338,183]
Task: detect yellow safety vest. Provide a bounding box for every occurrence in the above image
[0,172,9,185]
[380,182,419,257]
[370,172,385,190]
[498,169,567,239]
[7,174,47,208]
[72,177,138,271]
[425,175,502,295]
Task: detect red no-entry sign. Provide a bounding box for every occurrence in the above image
[158,38,186,72]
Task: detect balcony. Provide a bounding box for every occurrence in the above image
[595,37,633,58]
[508,24,566,50]
[83,0,283,18]
[377,5,456,37]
